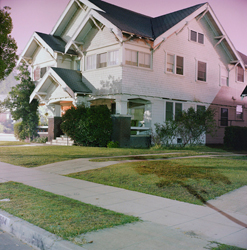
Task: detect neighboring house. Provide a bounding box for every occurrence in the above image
[18,0,247,144]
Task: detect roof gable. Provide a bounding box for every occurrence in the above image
[51,68,92,93]
[151,3,205,39]
[36,32,77,55]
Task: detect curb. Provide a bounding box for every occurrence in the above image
[0,209,87,250]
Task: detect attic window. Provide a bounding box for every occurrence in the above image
[190,30,204,44]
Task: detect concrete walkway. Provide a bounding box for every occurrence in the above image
[0,159,247,249]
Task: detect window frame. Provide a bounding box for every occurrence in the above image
[165,53,184,76]
[220,108,228,127]
[165,101,183,121]
[189,29,204,45]
[237,66,244,83]
[197,60,207,82]
[86,50,120,71]
[236,105,243,120]
[125,49,151,69]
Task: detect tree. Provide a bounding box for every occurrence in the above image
[2,63,39,140]
[0,6,18,80]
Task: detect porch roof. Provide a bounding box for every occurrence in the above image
[241,85,247,98]
[51,68,92,94]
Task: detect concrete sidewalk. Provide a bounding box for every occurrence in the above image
[0,161,247,249]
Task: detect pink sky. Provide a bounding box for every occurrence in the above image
[1,0,247,55]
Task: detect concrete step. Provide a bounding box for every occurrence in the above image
[47,136,74,146]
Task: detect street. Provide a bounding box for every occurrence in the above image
[0,230,34,250]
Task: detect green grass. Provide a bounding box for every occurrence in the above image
[89,152,217,162]
[0,141,28,146]
[0,182,139,243]
[67,156,247,205]
[210,242,247,250]
[0,145,227,167]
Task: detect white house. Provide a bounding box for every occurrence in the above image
[18,0,247,144]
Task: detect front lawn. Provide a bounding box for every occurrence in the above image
[0,182,139,244]
[0,145,226,167]
[0,141,28,146]
[67,156,247,205]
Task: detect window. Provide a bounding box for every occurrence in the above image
[236,105,243,119]
[197,61,207,82]
[166,54,184,75]
[86,50,119,70]
[108,50,119,66]
[97,53,107,68]
[220,66,228,86]
[197,105,206,113]
[126,49,151,68]
[166,102,173,121]
[237,66,244,82]
[126,50,138,66]
[165,102,182,121]
[139,52,151,68]
[86,54,96,70]
[176,56,184,75]
[167,54,174,72]
[33,66,47,80]
[76,60,81,71]
[175,103,182,121]
[221,108,228,126]
[190,30,204,44]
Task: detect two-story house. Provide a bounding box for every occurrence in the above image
[18,0,247,144]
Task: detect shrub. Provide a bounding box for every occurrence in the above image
[224,126,247,150]
[107,141,119,148]
[32,137,48,143]
[61,105,113,147]
[14,121,28,141]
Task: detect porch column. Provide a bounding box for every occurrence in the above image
[54,105,61,117]
[115,100,128,115]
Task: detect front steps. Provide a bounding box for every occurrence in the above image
[46,135,74,146]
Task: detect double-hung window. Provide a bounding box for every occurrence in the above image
[86,50,119,70]
[86,54,96,70]
[166,54,184,75]
[237,66,244,82]
[190,30,204,44]
[197,61,207,82]
[220,108,228,126]
[125,49,151,68]
[166,102,182,121]
[236,105,243,120]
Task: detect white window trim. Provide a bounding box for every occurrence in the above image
[219,65,229,87]
[125,49,152,69]
[165,52,184,76]
[85,49,120,71]
[188,28,205,45]
[195,59,208,83]
[236,66,245,83]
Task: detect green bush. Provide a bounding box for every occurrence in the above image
[224,126,247,150]
[61,105,113,147]
[107,141,119,148]
[14,122,28,141]
[32,137,48,143]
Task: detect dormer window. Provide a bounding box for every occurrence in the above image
[190,30,204,44]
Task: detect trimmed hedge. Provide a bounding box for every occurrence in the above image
[224,126,247,150]
[60,105,112,147]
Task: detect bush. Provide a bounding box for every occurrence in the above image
[14,121,28,141]
[224,126,247,150]
[32,137,48,143]
[107,141,119,148]
[61,105,113,147]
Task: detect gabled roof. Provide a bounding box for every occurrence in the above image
[151,3,205,39]
[36,32,77,55]
[241,86,247,98]
[89,0,205,40]
[51,68,92,93]
[238,51,247,67]
[90,0,153,39]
